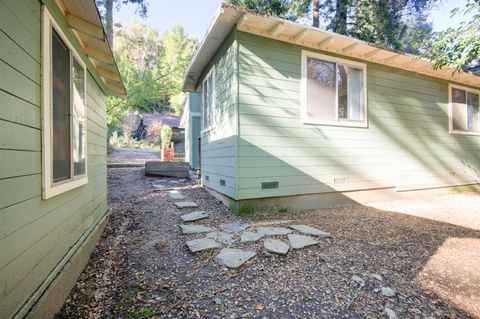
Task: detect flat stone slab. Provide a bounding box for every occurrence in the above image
[220,223,251,233]
[288,234,319,249]
[180,224,214,234]
[169,190,185,200]
[240,231,264,243]
[256,226,292,236]
[180,211,209,222]
[175,201,199,209]
[145,161,189,178]
[215,248,256,269]
[289,225,331,238]
[207,231,236,245]
[186,238,220,253]
[152,184,174,191]
[264,239,289,255]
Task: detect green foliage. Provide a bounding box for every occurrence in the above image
[227,0,436,51]
[229,201,289,216]
[106,22,198,127]
[170,92,187,115]
[110,131,159,149]
[422,0,480,71]
[160,125,173,148]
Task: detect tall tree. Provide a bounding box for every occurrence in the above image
[95,0,148,45]
[422,0,479,71]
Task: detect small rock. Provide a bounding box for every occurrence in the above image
[180,224,214,234]
[240,231,264,243]
[264,239,289,255]
[186,238,220,253]
[372,274,383,281]
[351,275,365,286]
[169,190,185,200]
[256,226,292,236]
[289,225,331,238]
[213,297,222,305]
[382,287,396,297]
[180,211,209,222]
[215,248,256,268]
[220,223,251,233]
[385,307,399,319]
[175,201,199,208]
[288,234,318,249]
[207,231,237,245]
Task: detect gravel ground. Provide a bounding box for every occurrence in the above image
[59,168,480,318]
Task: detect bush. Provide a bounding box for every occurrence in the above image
[160,125,173,148]
[172,131,184,144]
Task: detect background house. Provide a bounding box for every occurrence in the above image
[182,3,480,210]
[0,0,125,317]
[180,92,202,170]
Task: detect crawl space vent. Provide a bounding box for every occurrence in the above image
[334,178,347,185]
[261,181,279,189]
[220,179,226,186]
[205,175,209,181]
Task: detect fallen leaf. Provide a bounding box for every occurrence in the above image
[254,303,265,310]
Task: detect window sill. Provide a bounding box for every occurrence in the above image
[449,129,480,136]
[43,176,88,199]
[302,118,368,128]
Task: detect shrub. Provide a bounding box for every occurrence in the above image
[160,125,173,148]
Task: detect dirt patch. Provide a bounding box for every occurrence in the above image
[58,168,480,318]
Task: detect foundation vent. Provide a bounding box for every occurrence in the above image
[220,179,226,186]
[261,181,279,189]
[334,178,348,185]
[205,175,209,181]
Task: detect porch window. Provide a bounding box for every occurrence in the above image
[42,7,87,199]
[301,51,367,127]
[202,69,215,131]
[449,84,480,135]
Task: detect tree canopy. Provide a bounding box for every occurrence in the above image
[106,22,198,127]
[422,0,479,72]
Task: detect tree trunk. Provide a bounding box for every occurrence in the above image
[312,0,319,27]
[105,0,114,46]
[334,0,348,34]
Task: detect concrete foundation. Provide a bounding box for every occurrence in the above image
[145,161,189,178]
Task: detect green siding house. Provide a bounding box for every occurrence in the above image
[180,92,201,170]
[183,3,480,210]
[0,0,125,317]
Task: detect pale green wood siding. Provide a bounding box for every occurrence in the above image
[199,30,238,199]
[237,31,480,200]
[0,0,109,317]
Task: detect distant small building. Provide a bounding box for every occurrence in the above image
[180,93,202,170]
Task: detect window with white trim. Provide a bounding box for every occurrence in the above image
[301,51,367,127]
[42,7,87,199]
[449,84,480,135]
[202,69,215,131]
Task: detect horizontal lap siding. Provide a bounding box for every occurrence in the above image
[0,0,108,317]
[237,31,480,200]
[200,30,238,199]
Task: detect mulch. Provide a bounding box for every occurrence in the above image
[58,168,480,319]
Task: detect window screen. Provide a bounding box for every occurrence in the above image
[52,29,71,183]
[451,87,480,133]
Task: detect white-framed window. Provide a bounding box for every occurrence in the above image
[202,68,215,132]
[41,6,88,199]
[301,50,368,127]
[449,84,480,135]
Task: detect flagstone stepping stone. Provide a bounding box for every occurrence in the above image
[264,239,289,255]
[289,225,331,238]
[186,238,220,253]
[180,224,214,234]
[240,231,264,243]
[180,211,209,222]
[288,234,319,249]
[256,226,292,236]
[206,231,236,245]
[169,190,185,200]
[175,201,199,208]
[215,248,256,269]
[220,223,250,233]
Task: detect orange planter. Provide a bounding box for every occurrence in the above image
[161,142,175,161]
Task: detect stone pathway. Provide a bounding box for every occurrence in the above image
[163,188,333,269]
